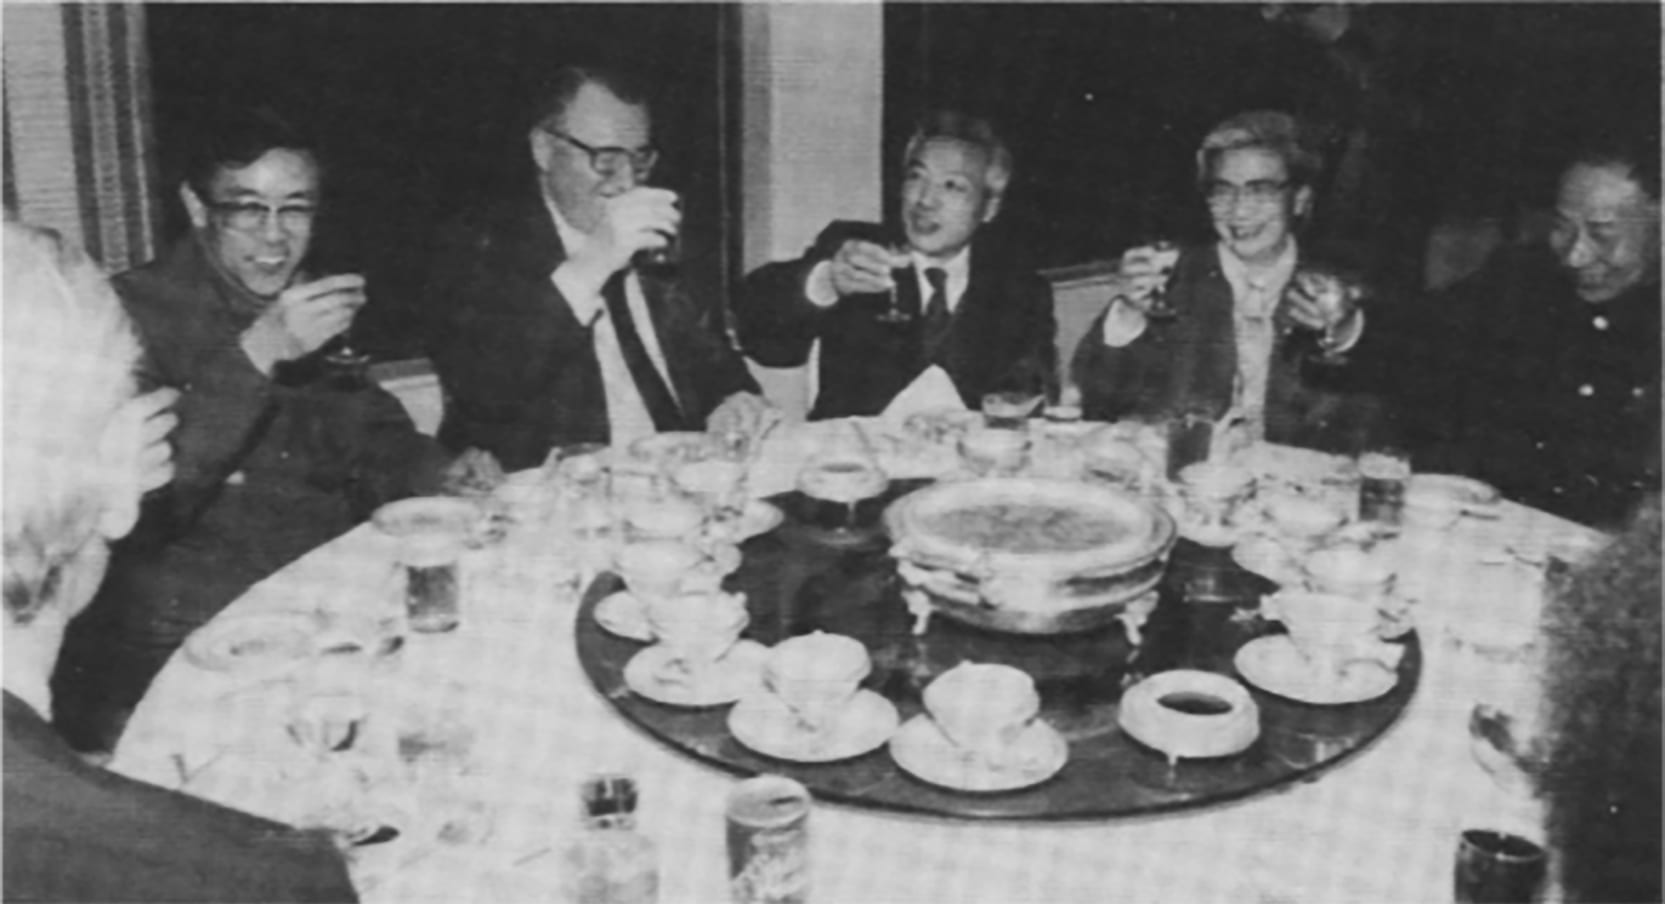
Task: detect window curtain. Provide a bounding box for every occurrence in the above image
[4,2,157,271]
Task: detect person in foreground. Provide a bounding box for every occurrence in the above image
[736,110,1056,419]
[1385,136,1661,528]
[427,64,770,469]
[1073,110,1387,454]
[1537,497,1663,902]
[52,106,450,752]
[3,220,358,903]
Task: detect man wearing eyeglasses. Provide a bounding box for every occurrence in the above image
[51,106,448,754]
[426,64,768,470]
[1074,109,1387,454]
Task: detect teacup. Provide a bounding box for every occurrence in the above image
[643,591,749,671]
[495,471,553,524]
[958,427,1031,477]
[287,690,367,756]
[922,663,1041,761]
[623,499,705,543]
[1261,492,1346,542]
[617,540,705,604]
[1262,590,1385,676]
[1402,482,1466,529]
[1177,462,1255,541]
[674,460,747,519]
[1304,546,1396,603]
[764,632,872,734]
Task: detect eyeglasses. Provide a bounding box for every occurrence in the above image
[544,129,658,179]
[1204,179,1291,209]
[206,200,318,233]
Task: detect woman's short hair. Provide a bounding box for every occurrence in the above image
[903,110,1014,202]
[3,220,141,624]
[1195,110,1324,190]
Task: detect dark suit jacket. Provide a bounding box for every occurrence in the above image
[736,221,1056,419]
[1072,242,1389,454]
[4,692,357,903]
[426,195,759,470]
[1375,245,1661,528]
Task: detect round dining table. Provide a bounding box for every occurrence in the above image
[110,418,1593,903]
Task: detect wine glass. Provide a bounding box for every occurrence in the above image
[1141,240,1183,321]
[873,245,914,324]
[1286,266,1363,363]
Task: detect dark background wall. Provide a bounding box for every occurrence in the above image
[886,3,1662,276]
[147,3,733,359]
[146,3,1660,356]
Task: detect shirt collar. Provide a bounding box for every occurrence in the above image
[1217,239,1298,318]
[910,244,973,309]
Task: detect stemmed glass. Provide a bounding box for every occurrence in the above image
[1285,266,1363,364]
[1141,240,1183,321]
[873,244,914,324]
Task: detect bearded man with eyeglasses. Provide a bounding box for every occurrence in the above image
[425,64,770,470]
[51,106,450,755]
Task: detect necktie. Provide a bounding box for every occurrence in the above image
[601,271,686,432]
[922,267,951,357]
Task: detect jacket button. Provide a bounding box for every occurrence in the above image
[1593,316,1609,330]
[1578,384,1594,397]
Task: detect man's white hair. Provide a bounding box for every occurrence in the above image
[3,220,141,623]
[903,110,1014,201]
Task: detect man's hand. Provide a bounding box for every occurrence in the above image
[564,188,681,289]
[705,391,779,441]
[240,274,367,374]
[829,239,910,298]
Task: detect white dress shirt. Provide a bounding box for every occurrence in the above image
[1216,241,1298,443]
[545,199,677,447]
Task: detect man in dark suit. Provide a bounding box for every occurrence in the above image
[427,65,769,470]
[736,111,1055,419]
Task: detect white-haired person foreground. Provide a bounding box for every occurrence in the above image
[2,219,357,902]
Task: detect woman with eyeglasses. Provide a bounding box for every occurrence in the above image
[1072,110,1390,456]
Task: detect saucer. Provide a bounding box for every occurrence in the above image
[1233,635,1399,705]
[889,715,1068,793]
[623,640,768,707]
[185,610,323,675]
[728,689,899,762]
[594,591,653,642]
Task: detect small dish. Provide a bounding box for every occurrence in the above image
[594,591,654,642]
[1233,635,1399,706]
[623,640,768,707]
[728,689,899,762]
[889,714,1069,793]
[184,610,323,675]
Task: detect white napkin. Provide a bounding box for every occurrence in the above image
[880,366,967,427]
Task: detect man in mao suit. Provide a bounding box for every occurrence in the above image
[427,65,769,471]
[735,111,1056,419]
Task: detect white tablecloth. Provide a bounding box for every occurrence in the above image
[111,432,1596,903]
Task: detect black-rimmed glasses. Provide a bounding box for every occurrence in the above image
[544,128,659,179]
[205,200,318,233]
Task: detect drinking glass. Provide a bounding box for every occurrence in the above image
[1140,241,1183,321]
[874,245,914,324]
[632,192,681,270]
[1357,446,1412,531]
[1454,829,1546,903]
[981,390,1043,430]
[1286,265,1364,363]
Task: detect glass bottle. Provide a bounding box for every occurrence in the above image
[561,774,659,904]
